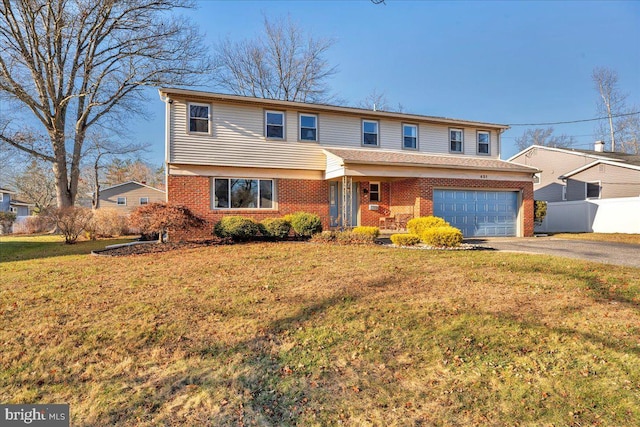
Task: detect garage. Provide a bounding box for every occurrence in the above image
[433,189,519,237]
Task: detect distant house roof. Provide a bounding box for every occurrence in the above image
[509,145,640,167]
[10,199,35,207]
[101,181,166,193]
[0,187,16,194]
[559,159,640,179]
[324,147,539,173]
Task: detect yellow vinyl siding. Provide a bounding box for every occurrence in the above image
[99,183,165,213]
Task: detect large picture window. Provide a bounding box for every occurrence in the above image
[189,103,210,133]
[214,178,274,209]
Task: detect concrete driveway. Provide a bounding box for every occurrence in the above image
[467,237,640,268]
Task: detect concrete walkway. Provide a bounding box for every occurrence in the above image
[467,237,640,268]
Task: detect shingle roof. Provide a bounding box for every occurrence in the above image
[323,148,539,173]
[567,149,640,166]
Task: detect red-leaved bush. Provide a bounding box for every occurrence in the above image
[129,203,204,243]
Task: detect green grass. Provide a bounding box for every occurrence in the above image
[0,234,135,262]
[1,236,639,426]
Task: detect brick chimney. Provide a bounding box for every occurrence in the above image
[594,140,605,152]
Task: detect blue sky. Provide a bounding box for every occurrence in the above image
[135,0,640,164]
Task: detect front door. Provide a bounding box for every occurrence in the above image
[329,181,359,228]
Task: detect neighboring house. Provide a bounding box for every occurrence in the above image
[509,143,640,202]
[0,187,34,217]
[158,88,539,239]
[98,181,166,213]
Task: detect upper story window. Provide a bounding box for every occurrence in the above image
[117,197,126,206]
[362,120,379,146]
[369,182,381,202]
[214,178,274,209]
[299,114,318,142]
[403,124,418,150]
[265,111,285,139]
[449,128,463,153]
[140,197,149,205]
[189,103,210,133]
[586,181,601,199]
[477,131,490,155]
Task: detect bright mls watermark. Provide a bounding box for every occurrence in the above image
[1,404,69,426]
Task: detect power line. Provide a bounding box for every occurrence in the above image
[508,111,639,126]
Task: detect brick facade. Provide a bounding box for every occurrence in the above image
[168,175,534,240]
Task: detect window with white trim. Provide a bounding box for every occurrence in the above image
[477,131,490,155]
[403,124,417,150]
[265,111,285,139]
[369,182,380,202]
[214,178,274,209]
[117,197,126,206]
[189,103,210,133]
[449,128,463,153]
[299,114,317,141]
[140,197,149,205]
[362,120,379,146]
[586,181,601,199]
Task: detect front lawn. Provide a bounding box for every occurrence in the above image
[552,232,640,245]
[1,238,639,425]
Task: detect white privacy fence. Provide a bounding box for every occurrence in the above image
[535,197,640,234]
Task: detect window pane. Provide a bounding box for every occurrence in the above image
[300,115,316,128]
[404,125,416,137]
[363,121,377,133]
[404,136,416,149]
[478,144,489,154]
[301,128,317,141]
[586,182,600,198]
[478,132,489,143]
[190,118,208,133]
[267,125,284,138]
[451,141,462,152]
[260,180,273,208]
[215,179,229,208]
[451,130,462,141]
[231,179,258,208]
[190,105,208,118]
[266,112,283,125]
[363,133,378,145]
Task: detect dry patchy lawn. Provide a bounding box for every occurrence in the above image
[552,232,640,245]
[1,240,639,426]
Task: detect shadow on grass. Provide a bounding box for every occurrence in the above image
[0,238,135,263]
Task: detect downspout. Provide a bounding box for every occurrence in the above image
[159,92,172,202]
[497,128,504,159]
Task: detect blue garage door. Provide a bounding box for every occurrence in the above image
[433,190,518,237]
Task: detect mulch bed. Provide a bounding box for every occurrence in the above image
[92,238,232,257]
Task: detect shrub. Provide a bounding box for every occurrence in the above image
[214,216,260,241]
[421,226,463,248]
[406,216,449,236]
[352,226,380,238]
[336,231,377,245]
[85,209,129,239]
[17,214,53,234]
[45,207,93,244]
[0,212,17,234]
[310,230,337,243]
[289,212,322,237]
[259,218,291,240]
[390,233,421,246]
[129,203,204,243]
[534,200,548,226]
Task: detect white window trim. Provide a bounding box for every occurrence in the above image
[369,181,381,202]
[561,185,567,201]
[265,110,285,140]
[585,180,601,200]
[187,102,211,135]
[477,130,490,156]
[139,197,149,205]
[213,177,277,210]
[402,123,418,150]
[117,197,127,206]
[362,119,379,147]
[299,113,318,142]
[449,128,464,153]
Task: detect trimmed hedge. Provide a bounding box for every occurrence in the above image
[289,212,322,237]
[421,226,463,248]
[259,218,291,240]
[390,233,421,246]
[406,216,449,236]
[214,216,260,241]
[310,230,376,245]
[351,226,380,238]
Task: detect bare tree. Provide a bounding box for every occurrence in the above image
[357,89,404,112]
[515,127,576,151]
[591,67,640,153]
[212,15,337,102]
[12,158,56,212]
[0,0,209,208]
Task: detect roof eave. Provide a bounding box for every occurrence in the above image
[342,159,538,174]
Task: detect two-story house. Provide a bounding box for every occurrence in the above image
[0,187,34,217]
[98,181,166,212]
[159,88,538,239]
